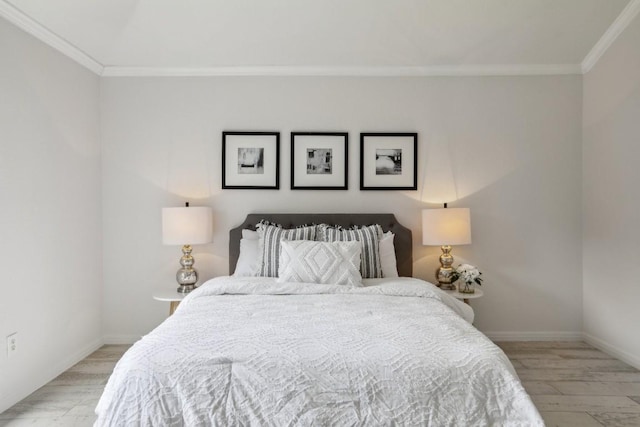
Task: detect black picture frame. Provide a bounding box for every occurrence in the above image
[291,132,349,190]
[360,132,418,190]
[222,131,280,189]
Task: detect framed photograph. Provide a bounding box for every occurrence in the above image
[291,132,348,190]
[222,131,280,189]
[360,133,418,190]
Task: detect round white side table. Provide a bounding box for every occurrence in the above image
[153,289,187,315]
[443,288,484,305]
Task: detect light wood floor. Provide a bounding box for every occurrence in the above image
[1,341,639,426]
[0,345,130,427]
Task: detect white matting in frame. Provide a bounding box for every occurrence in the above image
[291,132,348,190]
[222,132,280,189]
[360,133,417,190]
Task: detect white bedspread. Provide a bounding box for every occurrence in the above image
[95,277,542,426]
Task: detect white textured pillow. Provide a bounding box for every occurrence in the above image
[380,231,398,278]
[277,240,362,286]
[233,238,260,276]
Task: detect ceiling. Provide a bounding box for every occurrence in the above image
[1,0,638,76]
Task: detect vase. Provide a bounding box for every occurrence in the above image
[458,281,475,294]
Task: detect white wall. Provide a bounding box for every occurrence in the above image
[0,18,102,411]
[583,13,640,368]
[3,3,638,411]
[101,75,583,342]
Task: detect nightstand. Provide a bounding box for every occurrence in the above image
[153,289,187,315]
[443,288,484,305]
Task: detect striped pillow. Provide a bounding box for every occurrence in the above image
[257,223,317,277]
[318,224,384,278]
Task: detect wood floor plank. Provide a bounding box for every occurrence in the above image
[496,341,594,350]
[590,412,640,427]
[0,416,95,426]
[505,352,564,360]
[0,401,69,420]
[26,385,104,402]
[518,358,637,371]
[540,411,604,427]
[47,372,109,387]
[64,401,98,418]
[522,381,562,395]
[509,359,525,369]
[550,381,640,396]
[550,349,616,360]
[66,360,118,375]
[516,368,640,383]
[84,345,129,359]
[531,395,640,413]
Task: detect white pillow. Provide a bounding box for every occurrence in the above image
[242,229,259,240]
[233,229,260,276]
[234,238,260,276]
[277,240,362,286]
[380,231,398,278]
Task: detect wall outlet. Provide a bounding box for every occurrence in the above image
[7,333,17,359]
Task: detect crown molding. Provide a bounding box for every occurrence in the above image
[582,0,640,74]
[0,0,103,74]
[101,64,581,77]
[5,0,632,78]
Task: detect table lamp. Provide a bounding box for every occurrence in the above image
[162,203,213,293]
[422,206,471,290]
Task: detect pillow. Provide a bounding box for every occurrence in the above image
[242,229,259,240]
[232,229,261,276]
[380,231,398,278]
[318,224,383,279]
[233,238,260,277]
[278,240,362,286]
[257,223,317,277]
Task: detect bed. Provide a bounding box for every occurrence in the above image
[95,213,542,426]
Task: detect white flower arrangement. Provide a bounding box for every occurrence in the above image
[451,263,483,286]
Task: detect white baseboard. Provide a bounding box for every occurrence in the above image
[583,332,640,370]
[484,331,584,341]
[102,334,141,345]
[0,337,104,413]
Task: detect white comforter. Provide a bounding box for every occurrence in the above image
[95,277,542,426]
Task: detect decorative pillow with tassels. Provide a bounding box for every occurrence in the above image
[317,223,384,279]
[256,221,317,277]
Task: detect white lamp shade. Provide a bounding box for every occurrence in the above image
[422,208,471,246]
[162,207,213,245]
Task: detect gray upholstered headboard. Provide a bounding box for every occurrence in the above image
[229,213,413,277]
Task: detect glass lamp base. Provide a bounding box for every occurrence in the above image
[436,245,456,290]
[176,245,198,293]
[437,269,456,290]
[177,284,195,293]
